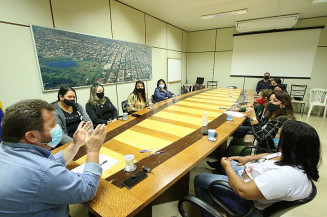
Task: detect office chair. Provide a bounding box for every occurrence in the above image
[207,80,218,88]
[121,100,130,114]
[181,86,189,94]
[179,180,317,217]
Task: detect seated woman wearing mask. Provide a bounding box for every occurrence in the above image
[53,86,92,147]
[126,81,149,113]
[86,84,118,127]
[207,89,273,169]
[246,90,295,153]
[270,78,281,90]
[153,79,172,103]
[195,120,320,217]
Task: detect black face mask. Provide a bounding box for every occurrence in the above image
[96,92,104,99]
[63,99,76,107]
[137,88,144,93]
[264,76,270,80]
[267,103,281,112]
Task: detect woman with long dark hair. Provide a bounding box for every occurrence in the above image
[195,120,320,217]
[247,90,295,152]
[153,79,172,103]
[53,86,92,147]
[126,81,149,112]
[86,83,118,127]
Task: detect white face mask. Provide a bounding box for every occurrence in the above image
[159,84,165,89]
[39,124,62,148]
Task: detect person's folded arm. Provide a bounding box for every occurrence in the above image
[86,103,107,125]
[37,162,102,205]
[154,88,166,101]
[221,158,264,200]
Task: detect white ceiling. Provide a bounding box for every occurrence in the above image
[117,0,327,31]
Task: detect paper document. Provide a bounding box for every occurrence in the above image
[72,154,118,174]
[223,111,245,118]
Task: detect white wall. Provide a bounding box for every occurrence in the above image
[0,0,187,115]
[187,17,327,112]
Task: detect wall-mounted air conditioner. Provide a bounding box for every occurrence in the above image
[236,14,299,32]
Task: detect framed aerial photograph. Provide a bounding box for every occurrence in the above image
[31,25,152,91]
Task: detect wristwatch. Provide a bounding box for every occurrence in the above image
[251,117,257,121]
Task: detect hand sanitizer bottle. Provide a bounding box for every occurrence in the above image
[201,111,208,131]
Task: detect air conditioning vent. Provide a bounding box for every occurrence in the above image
[236,14,299,33]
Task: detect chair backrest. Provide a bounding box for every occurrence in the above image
[207,80,218,87]
[227,86,237,89]
[121,100,128,113]
[196,77,204,85]
[309,88,327,105]
[263,181,317,217]
[181,86,189,94]
[290,84,307,101]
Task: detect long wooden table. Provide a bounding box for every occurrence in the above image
[52,88,253,217]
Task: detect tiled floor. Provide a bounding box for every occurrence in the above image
[71,113,327,217]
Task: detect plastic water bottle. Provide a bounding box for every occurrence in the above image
[229,90,233,98]
[201,111,208,131]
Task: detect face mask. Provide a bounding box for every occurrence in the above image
[267,102,281,112]
[39,124,62,148]
[137,88,144,93]
[159,84,165,89]
[264,76,270,80]
[96,92,104,99]
[273,138,280,149]
[256,98,265,105]
[63,99,76,107]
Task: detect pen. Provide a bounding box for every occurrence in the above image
[140,148,158,153]
[100,160,108,166]
[146,151,164,157]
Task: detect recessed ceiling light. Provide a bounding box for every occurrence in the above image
[312,0,327,3]
[202,8,248,20]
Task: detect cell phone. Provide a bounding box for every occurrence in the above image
[121,171,148,189]
[131,113,141,118]
[202,130,218,136]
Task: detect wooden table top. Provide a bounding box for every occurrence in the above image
[52,88,253,217]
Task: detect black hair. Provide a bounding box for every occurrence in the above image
[266,90,295,120]
[276,120,321,181]
[275,83,287,92]
[1,99,55,142]
[132,80,146,102]
[57,86,77,102]
[157,79,167,89]
[272,78,282,84]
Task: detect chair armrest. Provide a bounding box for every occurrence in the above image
[239,145,273,156]
[208,180,254,217]
[178,195,223,217]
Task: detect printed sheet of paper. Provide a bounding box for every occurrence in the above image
[72,154,118,174]
[223,111,245,117]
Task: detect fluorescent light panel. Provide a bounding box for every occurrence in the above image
[202,8,248,20]
[312,0,327,3]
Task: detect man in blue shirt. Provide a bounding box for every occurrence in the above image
[0,99,106,217]
[256,72,271,94]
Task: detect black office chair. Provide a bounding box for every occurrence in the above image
[179,180,317,217]
[181,86,189,94]
[121,100,130,114]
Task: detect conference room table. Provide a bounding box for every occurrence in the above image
[52,87,253,217]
